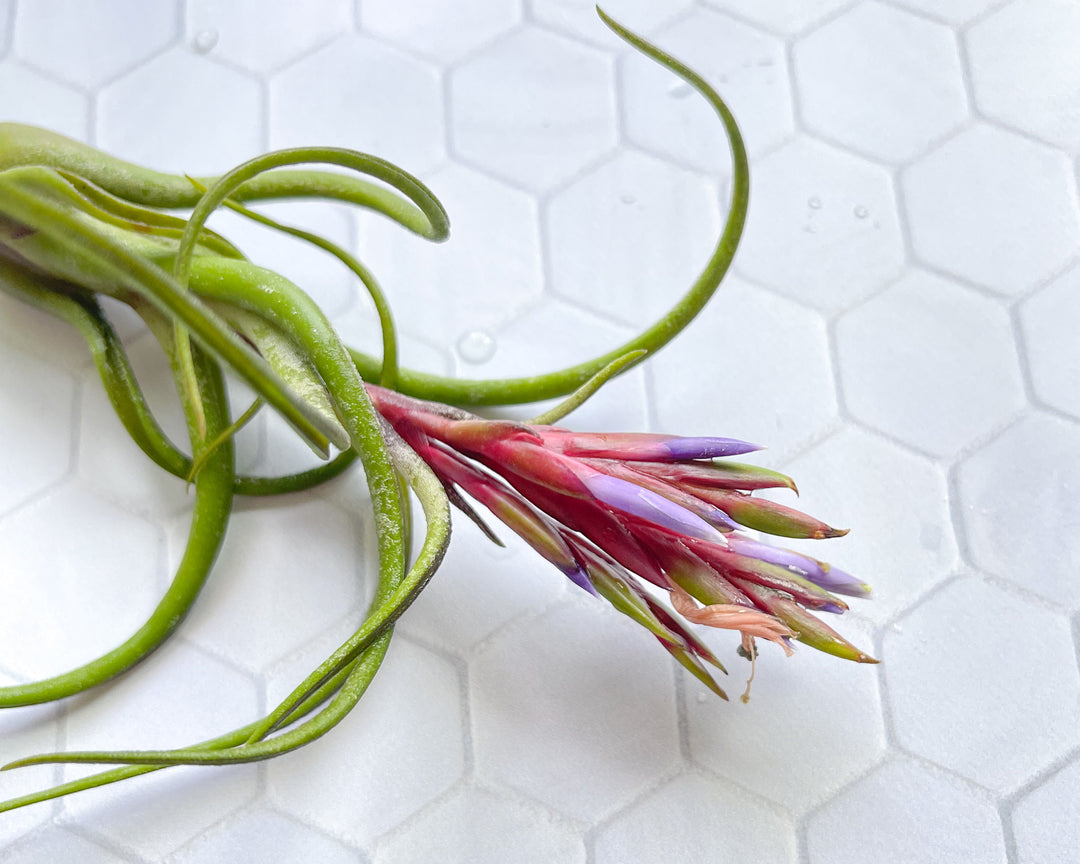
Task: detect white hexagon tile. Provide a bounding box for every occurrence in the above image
[0,1,1078,862]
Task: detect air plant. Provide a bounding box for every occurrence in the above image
[0,10,873,812]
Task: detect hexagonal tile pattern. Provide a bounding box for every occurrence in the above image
[0,481,163,682]
[547,151,721,328]
[736,137,904,310]
[450,29,615,192]
[187,0,351,74]
[885,576,1080,791]
[595,774,795,864]
[472,598,680,821]
[621,9,792,171]
[703,0,855,35]
[269,636,465,845]
[14,0,174,88]
[0,689,60,846]
[1,830,129,864]
[532,0,692,46]
[176,809,360,863]
[488,299,649,433]
[332,298,452,379]
[687,617,884,813]
[398,521,565,654]
[902,124,1080,296]
[968,0,1080,150]
[354,162,541,349]
[794,4,966,162]
[837,270,1024,456]
[0,339,75,516]
[650,276,837,460]
[375,785,585,864]
[0,287,114,371]
[77,336,193,519]
[957,414,1080,609]
[775,426,958,624]
[1021,258,1080,420]
[888,0,1002,25]
[171,495,366,671]
[0,63,88,139]
[806,758,1006,864]
[552,150,721,328]
[361,0,519,63]
[97,49,262,175]
[270,35,443,175]
[1012,757,1080,864]
[61,641,260,859]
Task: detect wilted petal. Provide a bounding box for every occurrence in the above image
[644,595,727,674]
[670,585,794,655]
[731,580,877,664]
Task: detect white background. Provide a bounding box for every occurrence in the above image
[1,0,1078,862]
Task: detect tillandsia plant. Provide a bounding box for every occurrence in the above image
[0,10,874,812]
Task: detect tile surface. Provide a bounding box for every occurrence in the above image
[0,1,1076,861]
[902,124,1080,295]
[794,3,967,162]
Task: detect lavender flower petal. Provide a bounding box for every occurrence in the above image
[726,536,828,580]
[811,566,872,598]
[562,564,599,596]
[660,436,763,460]
[727,535,870,598]
[582,473,726,543]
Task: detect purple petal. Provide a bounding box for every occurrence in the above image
[727,536,827,580]
[698,502,739,532]
[562,564,599,596]
[812,566,872,598]
[727,536,871,598]
[582,473,726,543]
[661,436,763,460]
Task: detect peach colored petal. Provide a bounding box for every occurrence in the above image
[671,585,795,656]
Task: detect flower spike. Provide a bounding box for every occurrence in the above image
[365,386,877,682]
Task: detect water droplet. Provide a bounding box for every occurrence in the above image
[457,329,496,365]
[193,29,218,54]
[696,691,707,704]
[619,193,637,205]
[802,223,817,234]
[668,82,693,99]
[808,196,822,210]
[854,204,869,219]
